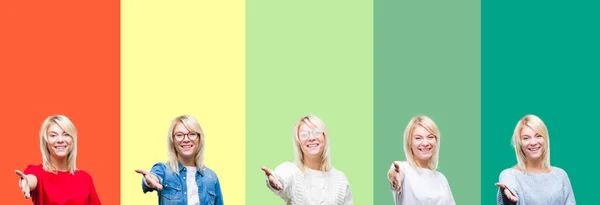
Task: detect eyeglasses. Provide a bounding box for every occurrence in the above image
[173,132,199,141]
[298,129,324,139]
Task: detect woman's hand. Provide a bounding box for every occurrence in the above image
[388,162,404,195]
[15,170,31,199]
[135,169,163,191]
[496,183,518,202]
[261,166,282,190]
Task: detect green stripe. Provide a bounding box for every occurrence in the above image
[245,0,373,204]
[374,0,481,204]
[482,0,600,204]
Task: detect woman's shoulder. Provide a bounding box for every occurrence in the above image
[329,167,350,182]
[200,166,218,177]
[23,164,44,176]
[550,166,568,177]
[74,169,93,179]
[499,166,520,176]
[149,162,169,171]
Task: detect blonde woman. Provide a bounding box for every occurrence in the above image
[496,114,575,205]
[387,116,455,205]
[135,115,223,205]
[14,115,101,205]
[260,115,353,205]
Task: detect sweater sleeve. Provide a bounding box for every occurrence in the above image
[497,169,518,205]
[88,175,102,205]
[440,173,456,205]
[266,162,296,200]
[390,161,406,205]
[343,182,354,205]
[24,164,43,191]
[23,164,43,202]
[561,170,576,205]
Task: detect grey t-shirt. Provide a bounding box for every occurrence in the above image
[497,167,575,205]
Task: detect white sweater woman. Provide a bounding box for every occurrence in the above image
[267,162,353,205]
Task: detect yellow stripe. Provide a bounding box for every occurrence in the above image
[121,0,245,204]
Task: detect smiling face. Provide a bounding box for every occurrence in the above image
[46,123,73,160]
[410,125,437,168]
[297,122,325,159]
[520,125,545,162]
[173,122,199,160]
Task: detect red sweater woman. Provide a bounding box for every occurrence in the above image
[15,115,101,205]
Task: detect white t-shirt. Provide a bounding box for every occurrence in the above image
[186,166,200,205]
[391,161,455,205]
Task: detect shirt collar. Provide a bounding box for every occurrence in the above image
[177,161,204,177]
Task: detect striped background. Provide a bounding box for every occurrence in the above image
[1,0,598,204]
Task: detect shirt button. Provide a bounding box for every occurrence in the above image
[185,192,187,195]
[184,177,186,179]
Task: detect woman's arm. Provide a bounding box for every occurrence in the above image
[15,170,38,199]
[563,171,576,205]
[88,177,102,205]
[388,161,405,194]
[496,169,518,204]
[214,177,224,205]
[138,163,166,193]
[343,183,354,205]
[262,162,295,198]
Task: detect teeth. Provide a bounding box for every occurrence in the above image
[307,144,318,148]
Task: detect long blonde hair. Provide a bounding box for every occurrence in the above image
[403,115,440,171]
[166,115,206,173]
[512,114,551,171]
[40,115,78,174]
[293,115,331,172]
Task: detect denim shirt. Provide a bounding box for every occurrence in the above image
[142,162,224,205]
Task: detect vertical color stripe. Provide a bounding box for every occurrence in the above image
[0,1,120,204]
[245,0,373,204]
[374,0,481,204]
[481,0,600,204]
[121,0,245,204]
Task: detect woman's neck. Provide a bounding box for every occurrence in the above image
[416,158,429,169]
[525,158,548,173]
[178,155,196,167]
[304,155,322,170]
[50,156,69,171]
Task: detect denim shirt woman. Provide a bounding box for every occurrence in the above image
[136,115,224,205]
[142,162,223,205]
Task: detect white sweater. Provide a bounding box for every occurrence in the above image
[267,162,353,205]
[390,161,455,205]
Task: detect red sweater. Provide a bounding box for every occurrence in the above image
[24,164,101,205]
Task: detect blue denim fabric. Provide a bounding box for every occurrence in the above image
[142,162,223,205]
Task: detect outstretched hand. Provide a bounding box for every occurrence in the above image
[388,162,404,195]
[261,166,282,190]
[15,170,30,199]
[496,183,518,202]
[136,169,163,191]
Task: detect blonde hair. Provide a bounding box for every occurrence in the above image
[40,115,77,174]
[293,115,331,172]
[512,114,550,171]
[403,115,440,171]
[166,115,206,173]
